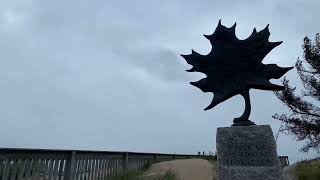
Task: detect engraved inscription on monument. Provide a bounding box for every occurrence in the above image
[217,125,281,168]
[220,143,274,166]
[217,125,285,180]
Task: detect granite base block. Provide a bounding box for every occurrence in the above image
[216,125,284,180]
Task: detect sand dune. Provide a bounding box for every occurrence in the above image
[143,159,216,180]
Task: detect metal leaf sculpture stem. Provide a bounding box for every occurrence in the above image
[181,20,293,126]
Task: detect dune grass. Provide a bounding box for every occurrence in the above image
[110,168,178,180]
[296,159,320,180]
[144,169,179,180]
[208,159,218,180]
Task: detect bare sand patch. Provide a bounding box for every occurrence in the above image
[143,159,216,180]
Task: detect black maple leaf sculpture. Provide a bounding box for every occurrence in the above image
[181,21,293,126]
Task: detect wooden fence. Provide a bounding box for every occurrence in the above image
[0,148,214,180]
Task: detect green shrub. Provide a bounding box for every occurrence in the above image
[296,160,320,180]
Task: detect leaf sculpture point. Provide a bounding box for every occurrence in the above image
[181,20,293,126]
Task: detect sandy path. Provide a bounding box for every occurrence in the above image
[143,159,216,180]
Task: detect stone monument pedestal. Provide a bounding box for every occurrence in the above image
[216,125,284,180]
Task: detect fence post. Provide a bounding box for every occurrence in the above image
[65,151,76,180]
[122,152,128,173]
[153,154,157,163]
[172,154,176,160]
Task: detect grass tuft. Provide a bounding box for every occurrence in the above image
[109,168,179,180]
[296,158,320,180]
[140,169,179,180]
[208,159,218,180]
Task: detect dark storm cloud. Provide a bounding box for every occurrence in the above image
[0,0,319,162]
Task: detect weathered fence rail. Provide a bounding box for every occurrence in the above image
[0,148,214,180]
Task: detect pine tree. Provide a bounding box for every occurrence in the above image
[273,33,320,152]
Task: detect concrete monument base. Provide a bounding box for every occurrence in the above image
[216,125,284,180]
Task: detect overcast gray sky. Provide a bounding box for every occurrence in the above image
[0,0,319,163]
